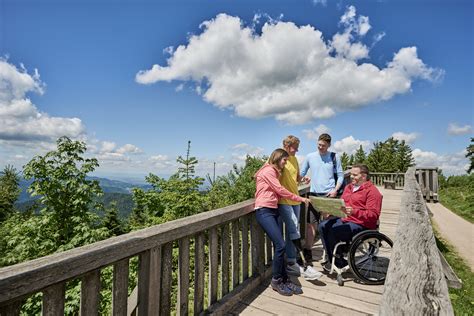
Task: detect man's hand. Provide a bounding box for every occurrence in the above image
[341,206,353,216]
[326,189,337,198]
[301,176,311,184]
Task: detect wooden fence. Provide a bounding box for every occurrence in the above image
[0,185,307,316]
[379,167,453,315]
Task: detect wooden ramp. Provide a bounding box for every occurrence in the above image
[229,187,403,316]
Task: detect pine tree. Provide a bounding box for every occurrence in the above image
[353,145,367,164]
[395,140,415,172]
[340,152,350,170]
[366,141,386,172]
[103,201,124,236]
[0,165,20,223]
[467,137,474,174]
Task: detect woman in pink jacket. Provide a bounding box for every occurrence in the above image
[254,148,311,296]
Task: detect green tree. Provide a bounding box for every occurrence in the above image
[467,137,474,174]
[340,152,350,171]
[22,136,107,248]
[0,165,21,222]
[353,145,367,164]
[366,141,386,172]
[395,140,415,172]
[103,201,124,236]
[206,155,266,210]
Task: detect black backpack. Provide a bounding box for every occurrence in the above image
[330,152,346,196]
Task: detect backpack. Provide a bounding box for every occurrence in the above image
[330,152,346,196]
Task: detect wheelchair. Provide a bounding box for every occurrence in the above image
[325,229,393,286]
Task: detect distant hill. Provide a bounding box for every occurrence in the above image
[16,176,151,203]
[14,176,152,219]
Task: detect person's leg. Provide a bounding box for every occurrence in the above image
[277,204,300,264]
[255,208,288,281]
[317,217,340,262]
[326,219,364,267]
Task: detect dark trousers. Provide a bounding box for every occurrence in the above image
[318,217,364,264]
[255,207,287,280]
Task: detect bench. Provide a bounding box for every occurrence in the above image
[384,180,396,189]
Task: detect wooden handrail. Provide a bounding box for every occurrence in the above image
[0,186,310,315]
[379,167,453,315]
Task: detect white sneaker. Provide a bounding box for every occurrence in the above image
[300,265,323,281]
[286,263,301,276]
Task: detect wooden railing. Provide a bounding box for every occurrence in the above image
[0,187,309,316]
[370,172,404,188]
[379,167,453,315]
[416,167,439,202]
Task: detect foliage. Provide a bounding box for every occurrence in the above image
[366,137,414,172]
[433,228,474,315]
[466,137,473,174]
[340,152,350,170]
[353,145,366,164]
[438,173,474,223]
[0,165,21,223]
[205,155,266,210]
[23,136,107,245]
[103,201,126,236]
[130,141,205,229]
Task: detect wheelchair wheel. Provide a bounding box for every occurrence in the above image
[348,231,393,285]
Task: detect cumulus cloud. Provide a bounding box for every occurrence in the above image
[333,135,371,154]
[136,9,443,125]
[0,60,85,142]
[412,148,468,175]
[303,124,331,140]
[447,123,472,135]
[117,144,142,154]
[392,131,419,143]
[230,143,265,161]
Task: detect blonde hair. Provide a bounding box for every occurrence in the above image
[282,135,300,148]
[268,148,289,167]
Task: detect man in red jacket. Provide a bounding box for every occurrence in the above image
[318,164,383,271]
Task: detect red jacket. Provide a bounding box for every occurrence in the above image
[341,181,382,229]
[254,164,305,209]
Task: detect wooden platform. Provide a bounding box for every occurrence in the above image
[229,187,403,316]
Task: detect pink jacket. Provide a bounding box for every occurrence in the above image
[254,164,305,209]
[341,181,383,229]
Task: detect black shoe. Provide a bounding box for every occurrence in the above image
[322,261,332,272]
[335,258,348,269]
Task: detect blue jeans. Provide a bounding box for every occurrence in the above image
[255,207,287,280]
[318,217,364,264]
[277,204,300,264]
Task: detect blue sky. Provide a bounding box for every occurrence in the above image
[1,0,472,180]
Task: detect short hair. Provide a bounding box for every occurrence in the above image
[268,148,289,167]
[353,164,370,179]
[318,133,332,145]
[283,135,300,148]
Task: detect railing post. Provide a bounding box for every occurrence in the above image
[208,227,219,305]
[0,300,22,316]
[221,223,230,297]
[80,270,101,316]
[42,283,65,316]
[112,258,129,316]
[194,233,205,315]
[178,237,190,315]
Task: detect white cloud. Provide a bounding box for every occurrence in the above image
[117,144,142,154]
[333,135,371,154]
[230,143,265,160]
[447,123,472,135]
[412,148,468,175]
[0,60,85,142]
[136,10,442,125]
[303,124,331,140]
[312,0,328,7]
[101,141,116,153]
[392,131,419,143]
[150,154,169,162]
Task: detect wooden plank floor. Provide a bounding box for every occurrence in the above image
[230,187,403,316]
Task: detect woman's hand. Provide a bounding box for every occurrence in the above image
[303,198,311,208]
[300,176,311,184]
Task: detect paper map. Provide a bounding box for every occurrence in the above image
[309,196,346,217]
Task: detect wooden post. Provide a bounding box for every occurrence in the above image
[42,283,65,316]
[194,233,205,315]
[160,243,173,316]
[231,220,240,290]
[240,216,249,282]
[177,237,190,316]
[208,227,218,305]
[112,258,129,316]
[221,223,230,297]
[80,270,101,316]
